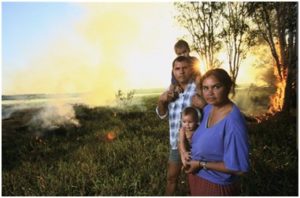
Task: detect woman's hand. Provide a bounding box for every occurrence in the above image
[184,160,202,174]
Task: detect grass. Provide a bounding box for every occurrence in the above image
[2,96,298,196]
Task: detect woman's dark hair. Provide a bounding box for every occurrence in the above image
[200,68,234,95]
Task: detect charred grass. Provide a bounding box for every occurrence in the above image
[2,96,298,196]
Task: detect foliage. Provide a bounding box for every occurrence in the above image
[241,113,298,195]
[174,2,297,112]
[2,96,298,196]
[174,2,223,69]
[174,2,257,96]
[220,2,255,96]
[115,89,135,107]
[246,2,297,112]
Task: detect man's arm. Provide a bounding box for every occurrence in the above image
[156,90,174,118]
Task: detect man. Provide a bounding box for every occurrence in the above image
[156,56,205,195]
[170,40,201,98]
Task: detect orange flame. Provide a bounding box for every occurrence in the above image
[268,75,286,114]
[268,42,287,114]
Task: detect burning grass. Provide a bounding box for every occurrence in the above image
[2,96,297,196]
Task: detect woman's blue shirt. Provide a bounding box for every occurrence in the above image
[191,104,249,185]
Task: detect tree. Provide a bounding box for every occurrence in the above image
[247,2,297,113]
[175,2,254,95]
[220,2,254,96]
[174,2,223,69]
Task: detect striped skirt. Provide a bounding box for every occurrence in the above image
[188,174,240,196]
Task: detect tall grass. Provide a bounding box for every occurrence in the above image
[2,96,297,196]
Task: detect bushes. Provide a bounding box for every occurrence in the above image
[241,113,297,196]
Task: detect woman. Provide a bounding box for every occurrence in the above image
[185,68,249,196]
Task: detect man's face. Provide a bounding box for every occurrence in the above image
[172,60,193,85]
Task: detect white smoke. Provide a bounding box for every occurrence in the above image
[28,103,80,131]
[2,103,34,120]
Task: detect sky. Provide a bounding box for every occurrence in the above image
[2,2,188,102]
[2,2,262,106]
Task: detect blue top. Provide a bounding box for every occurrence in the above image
[191,104,249,185]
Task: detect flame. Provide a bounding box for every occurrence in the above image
[268,73,286,113]
[268,42,287,114]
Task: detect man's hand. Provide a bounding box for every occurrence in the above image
[159,90,175,104]
[157,90,175,117]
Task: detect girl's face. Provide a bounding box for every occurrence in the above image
[202,75,228,106]
[182,114,197,131]
[175,47,190,57]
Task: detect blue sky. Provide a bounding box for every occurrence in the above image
[3,2,84,71]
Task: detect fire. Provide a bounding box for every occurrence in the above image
[268,73,286,114]
[268,42,287,114]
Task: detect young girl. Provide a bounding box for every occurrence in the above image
[178,106,201,168]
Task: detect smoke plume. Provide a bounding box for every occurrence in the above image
[28,103,80,130]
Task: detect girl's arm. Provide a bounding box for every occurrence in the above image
[178,128,190,166]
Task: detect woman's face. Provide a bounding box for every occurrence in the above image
[202,75,228,106]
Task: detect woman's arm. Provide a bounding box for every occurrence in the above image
[185,160,245,176]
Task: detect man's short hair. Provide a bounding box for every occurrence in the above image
[172,56,192,68]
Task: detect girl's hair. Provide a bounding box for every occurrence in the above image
[182,106,201,122]
[200,68,234,95]
[174,39,190,51]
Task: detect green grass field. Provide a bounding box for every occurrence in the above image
[2,96,297,196]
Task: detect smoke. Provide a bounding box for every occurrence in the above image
[2,104,32,120]
[3,3,188,133]
[29,103,80,130]
[6,4,142,107]
[2,100,80,132]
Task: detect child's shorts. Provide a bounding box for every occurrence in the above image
[168,149,181,164]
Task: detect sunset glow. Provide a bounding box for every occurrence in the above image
[3,2,265,106]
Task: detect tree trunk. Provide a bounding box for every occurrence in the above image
[282,30,297,113]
